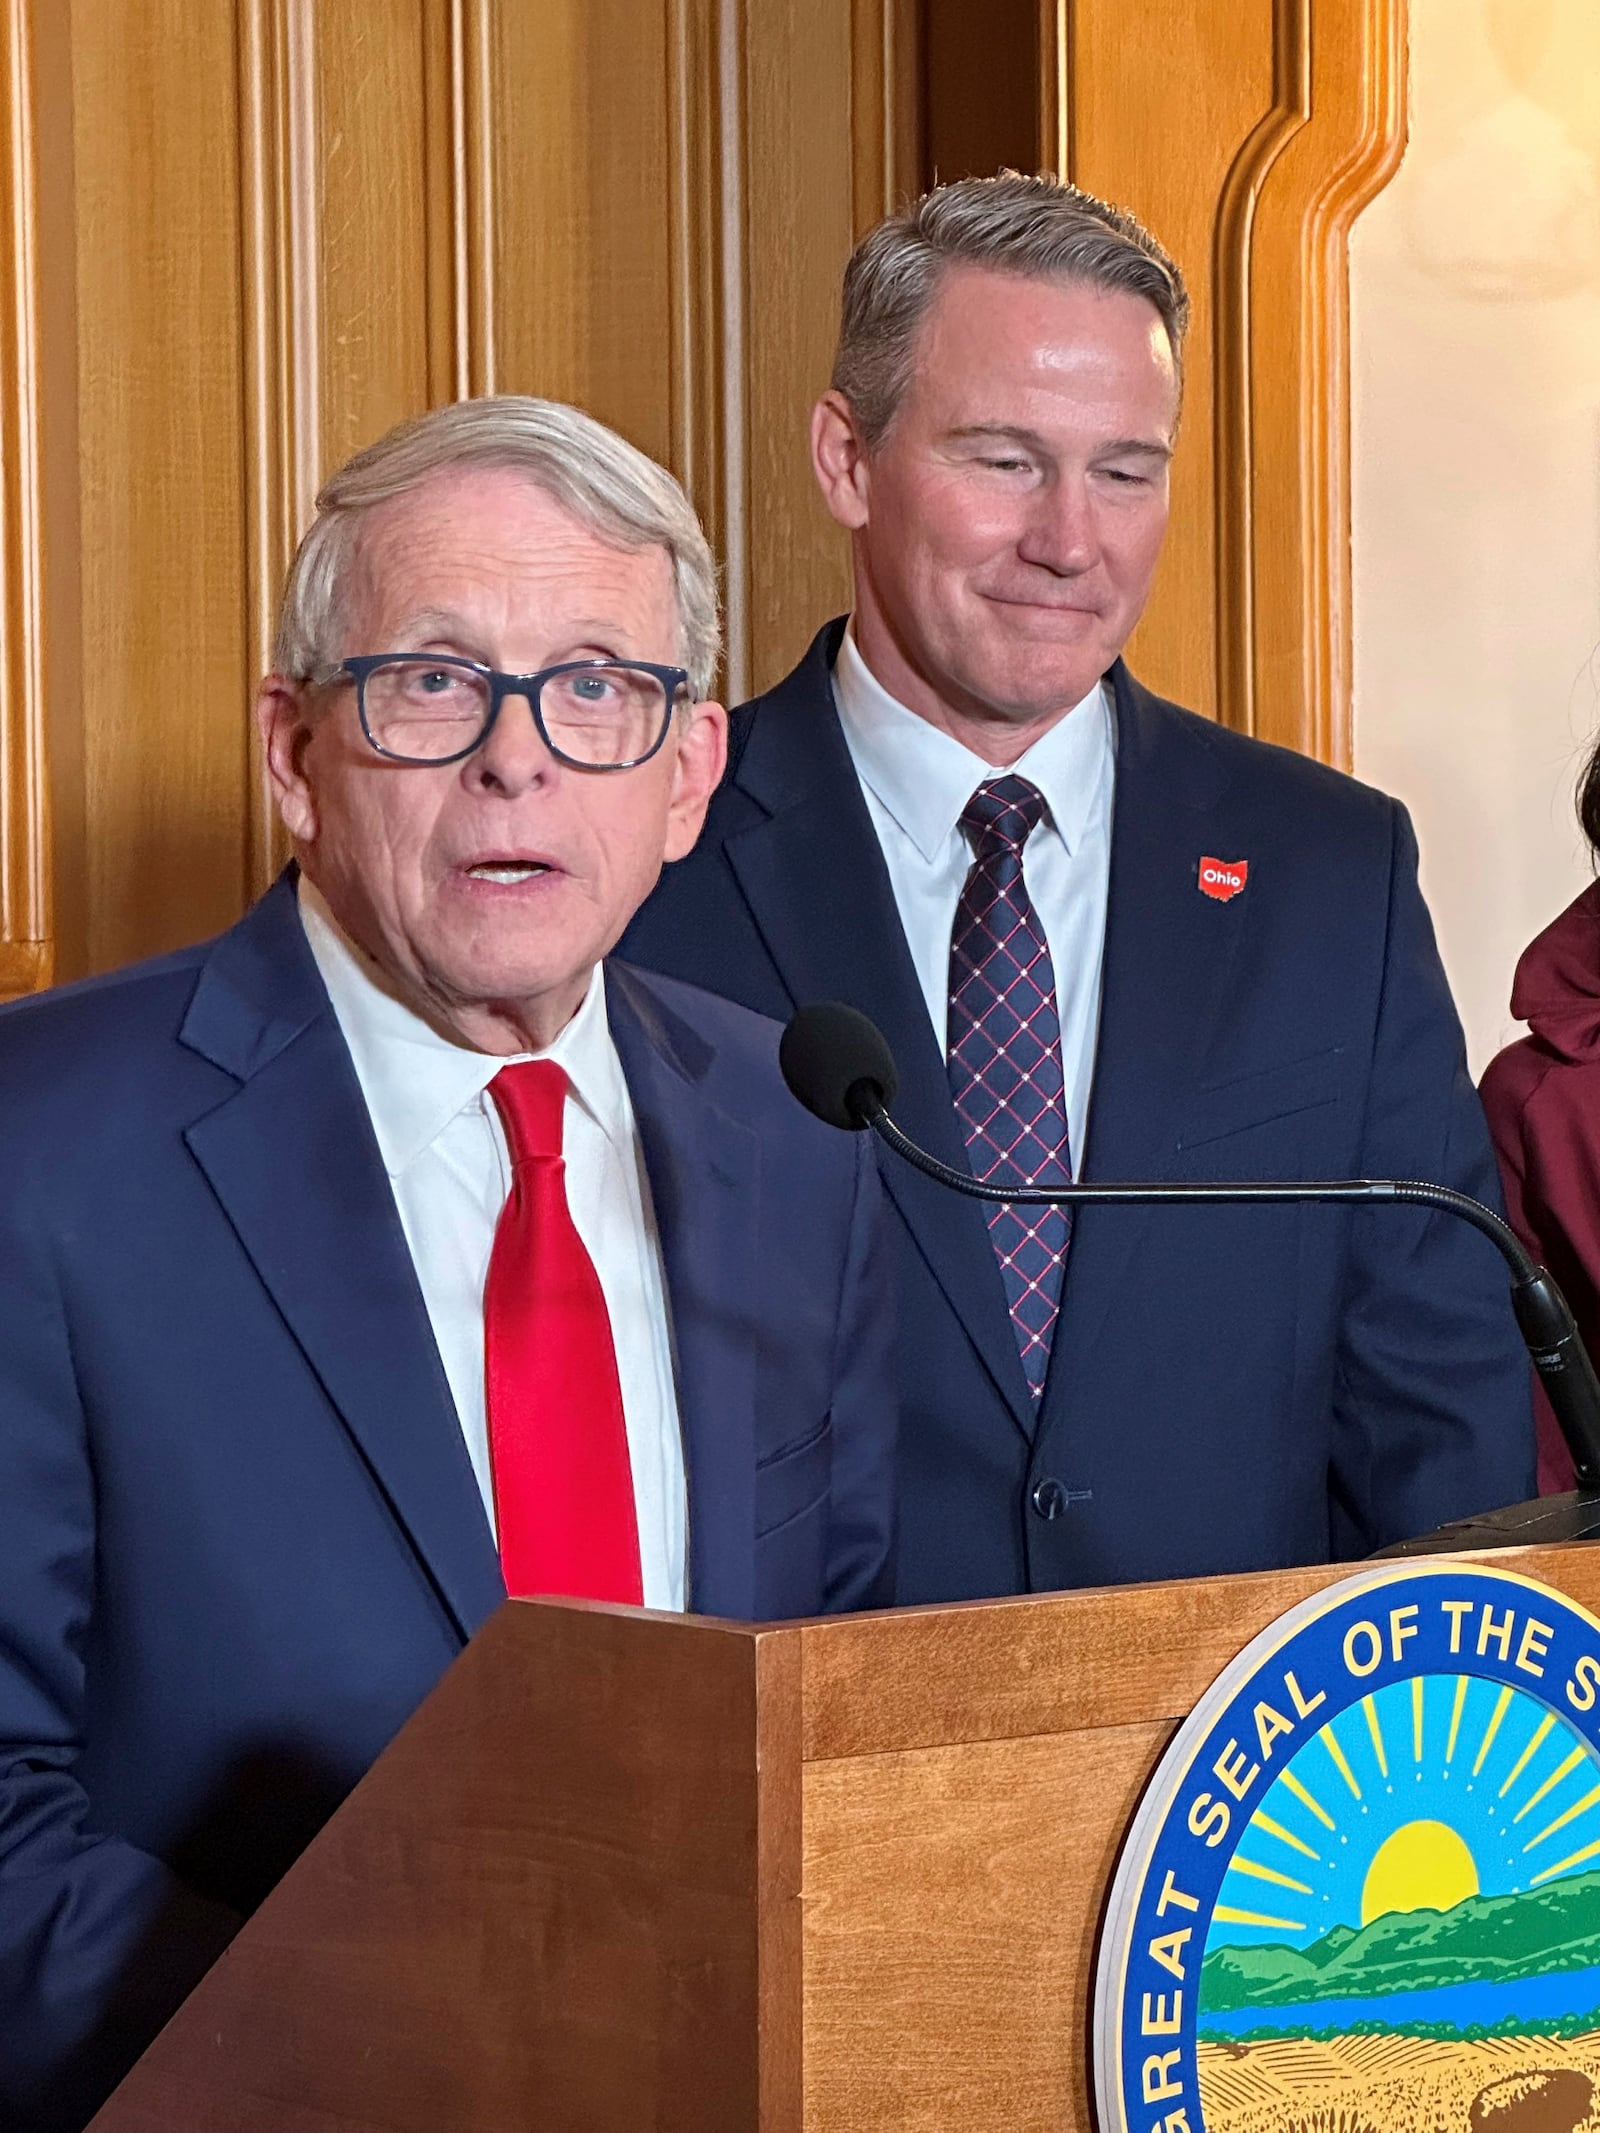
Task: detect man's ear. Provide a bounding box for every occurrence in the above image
[662,698,729,864]
[255,676,319,847]
[810,391,873,532]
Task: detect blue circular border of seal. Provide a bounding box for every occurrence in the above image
[1092,1560,1600,2133]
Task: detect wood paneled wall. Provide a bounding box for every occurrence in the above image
[1049,0,1406,756]
[0,0,917,994]
[922,0,1406,757]
[1,0,1401,996]
[0,0,67,1000]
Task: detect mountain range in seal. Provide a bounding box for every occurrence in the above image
[1199,1871,1600,2011]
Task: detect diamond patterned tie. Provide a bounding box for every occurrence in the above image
[947,776,1073,1399]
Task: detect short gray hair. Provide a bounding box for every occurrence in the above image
[832,171,1190,448]
[272,396,722,699]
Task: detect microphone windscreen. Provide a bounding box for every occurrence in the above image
[779,1003,900,1130]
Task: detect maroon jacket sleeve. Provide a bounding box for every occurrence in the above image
[1480,1039,1593,1493]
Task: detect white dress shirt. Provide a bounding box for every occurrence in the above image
[831,627,1115,1168]
[299,880,686,1610]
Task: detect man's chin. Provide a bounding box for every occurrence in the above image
[961,660,1108,728]
[443,961,582,1010]
[411,928,593,1024]
[957,620,1109,704]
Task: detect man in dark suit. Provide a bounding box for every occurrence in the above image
[622,172,1533,1606]
[0,398,894,2131]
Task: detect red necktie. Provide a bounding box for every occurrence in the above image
[483,1060,643,1603]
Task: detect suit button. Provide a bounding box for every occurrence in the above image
[1031,1478,1068,1521]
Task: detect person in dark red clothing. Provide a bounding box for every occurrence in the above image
[1480,746,1600,1494]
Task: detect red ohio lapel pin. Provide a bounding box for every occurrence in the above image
[1198,857,1248,902]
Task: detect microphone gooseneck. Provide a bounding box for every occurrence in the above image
[778,1002,1600,1490]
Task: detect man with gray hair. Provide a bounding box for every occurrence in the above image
[624,172,1534,1599]
[0,395,895,2130]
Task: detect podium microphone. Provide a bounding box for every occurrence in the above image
[778,1000,1600,1490]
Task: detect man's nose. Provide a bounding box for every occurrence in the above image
[1017,476,1097,575]
[466,689,556,794]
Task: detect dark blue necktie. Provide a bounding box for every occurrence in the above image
[946,776,1073,1398]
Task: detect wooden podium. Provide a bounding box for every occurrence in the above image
[89,1539,1600,2133]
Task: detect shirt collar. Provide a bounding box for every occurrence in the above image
[297,877,631,1176]
[830,623,1114,861]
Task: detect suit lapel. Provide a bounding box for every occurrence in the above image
[1046,667,1245,1398]
[606,965,762,1618]
[725,626,1036,1436]
[179,877,505,1642]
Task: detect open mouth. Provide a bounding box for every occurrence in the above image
[464,861,552,885]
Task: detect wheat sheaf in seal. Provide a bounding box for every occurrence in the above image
[1094,1563,1600,2133]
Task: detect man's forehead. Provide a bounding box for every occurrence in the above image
[357,466,585,555]
[890,267,1179,438]
[907,265,1175,382]
[349,479,671,601]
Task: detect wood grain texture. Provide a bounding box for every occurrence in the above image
[448,0,496,400]
[667,0,734,675]
[238,0,318,893]
[740,0,856,695]
[757,1627,807,2133]
[1058,0,1406,761]
[1211,0,1311,746]
[1038,0,1069,180]
[719,0,918,701]
[0,0,59,996]
[795,1540,1600,2130]
[68,0,253,975]
[803,1722,1170,2131]
[796,1542,1600,1758]
[1249,0,1407,764]
[0,0,1400,985]
[4,0,917,990]
[89,1545,1600,2131]
[309,0,436,468]
[489,0,672,460]
[0,940,46,999]
[851,0,919,244]
[91,1602,789,2133]
[1066,0,1278,728]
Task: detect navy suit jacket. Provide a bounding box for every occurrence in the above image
[0,873,893,2131]
[621,621,1535,1605]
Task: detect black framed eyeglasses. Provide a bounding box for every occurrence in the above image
[325,654,691,770]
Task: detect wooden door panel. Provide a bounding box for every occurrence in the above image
[0,0,58,999]
[308,0,439,466]
[489,0,677,468]
[1067,0,1281,730]
[0,1,1405,991]
[1051,0,1406,758]
[69,0,253,975]
[0,0,896,992]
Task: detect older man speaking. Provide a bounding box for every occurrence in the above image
[0,398,894,2131]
